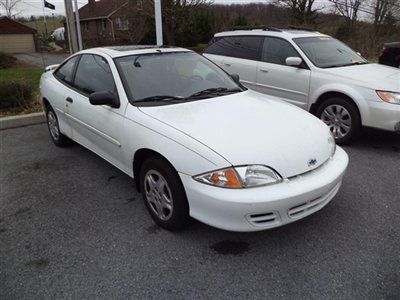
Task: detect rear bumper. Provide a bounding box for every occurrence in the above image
[180,147,348,232]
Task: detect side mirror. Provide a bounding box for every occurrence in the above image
[230,73,240,85]
[286,57,302,67]
[89,91,120,108]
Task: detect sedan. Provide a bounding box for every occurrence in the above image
[40,46,348,232]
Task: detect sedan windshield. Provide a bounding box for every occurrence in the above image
[293,36,368,68]
[115,51,242,105]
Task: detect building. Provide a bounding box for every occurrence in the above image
[74,0,132,48]
[0,16,37,53]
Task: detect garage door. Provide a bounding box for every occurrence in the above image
[0,34,35,53]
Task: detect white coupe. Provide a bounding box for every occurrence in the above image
[40,46,348,232]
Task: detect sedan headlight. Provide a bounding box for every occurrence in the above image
[376,91,400,105]
[193,165,282,188]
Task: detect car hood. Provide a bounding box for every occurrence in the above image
[322,63,400,91]
[139,90,333,178]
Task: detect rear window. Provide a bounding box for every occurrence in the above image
[204,35,263,61]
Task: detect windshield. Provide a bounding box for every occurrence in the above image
[115,51,242,105]
[293,36,368,68]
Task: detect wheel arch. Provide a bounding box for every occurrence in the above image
[310,91,362,123]
[133,148,177,192]
[42,97,51,113]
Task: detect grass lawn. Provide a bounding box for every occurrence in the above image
[0,68,44,116]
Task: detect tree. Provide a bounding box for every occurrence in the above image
[370,0,400,36]
[0,0,21,17]
[329,0,365,28]
[277,0,319,25]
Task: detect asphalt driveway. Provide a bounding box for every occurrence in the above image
[0,125,399,299]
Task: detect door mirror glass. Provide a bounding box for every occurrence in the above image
[230,73,240,84]
[286,57,302,66]
[89,91,120,108]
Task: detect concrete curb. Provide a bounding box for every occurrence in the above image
[0,112,45,130]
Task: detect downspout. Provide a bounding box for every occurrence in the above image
[107,17,115,42]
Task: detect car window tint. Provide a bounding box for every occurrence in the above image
[74,54,115,95]
[203,37,235,56]
[262,37,299,65]
[231,36,263,61]
[54,56,79,84]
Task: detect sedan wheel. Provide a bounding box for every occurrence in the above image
[144,170,173,221]
[139,156,189,230]
[321,104,352,139]
[46,106,72,147]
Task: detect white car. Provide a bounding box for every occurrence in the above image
[40,46,348,232]
[203,27,400,144]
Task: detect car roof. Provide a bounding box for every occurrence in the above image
[215,28,327,40]
[78,45,192,58]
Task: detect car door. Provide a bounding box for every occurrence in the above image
[220,36,263,90]
[65,54,127,171]
[256,36,311,109]
[48,55,80,138]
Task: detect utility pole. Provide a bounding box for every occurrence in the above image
[73,0,83,50]
[64,0,78,53]
[154,0,163,46]
[41,1,48,37]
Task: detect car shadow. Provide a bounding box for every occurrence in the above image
[344,128,400,152]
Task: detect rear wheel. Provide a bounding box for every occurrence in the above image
[46,107,72,147]
[316,97,361,145]
[139,156,189,231]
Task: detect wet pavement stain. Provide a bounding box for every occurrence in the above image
[25,259,50,268]
[107,175,118,182]
[210,240,250,255]
[14,207,31,216]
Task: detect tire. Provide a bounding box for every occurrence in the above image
[316,97,361,145]
[139,156,190,231]
[46,106,72,147]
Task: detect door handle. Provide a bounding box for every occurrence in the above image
[224,63,231,67]
[259,68,269,73]
[66,97,73,103]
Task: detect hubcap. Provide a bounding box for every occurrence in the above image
[144,170,173,221]
[321,104,352,139]
[47,111,60,141]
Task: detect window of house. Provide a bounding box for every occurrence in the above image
[83,21,89,31]
[116,17,129,30]
[54,55,79,84]
[101,20,106,31]
[73,54,116,95]
[262,37,300,65]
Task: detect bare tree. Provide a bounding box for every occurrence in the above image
[370,0,400,34]
[329,0,365,27]
[277,0,319,25]
[0,0,21,17]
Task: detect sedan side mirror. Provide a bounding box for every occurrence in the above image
[286,57,302,67]
[230,73,241,85]
[89,91,120,108]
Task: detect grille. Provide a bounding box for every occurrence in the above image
[246,212,280,227]
[288,183,340,219]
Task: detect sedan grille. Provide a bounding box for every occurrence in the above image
[246,212,280,227]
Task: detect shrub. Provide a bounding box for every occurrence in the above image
[0,79,35,111]
[0,52,17,69]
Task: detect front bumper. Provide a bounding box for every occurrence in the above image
[364,101,400,132]
[180,147,349,232]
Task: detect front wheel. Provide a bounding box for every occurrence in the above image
[139,156,190,231]
[316,97,361,145]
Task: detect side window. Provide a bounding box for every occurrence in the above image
[262,37,300,65]
[54,56,79,84]
[73,54,116,95]
[203,37,235,57]
[231,36,263,61]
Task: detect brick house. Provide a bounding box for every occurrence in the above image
[74,0,132,48]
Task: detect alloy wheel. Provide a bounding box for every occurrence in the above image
[321,104,352,139]
[144,170,173,221]
[47,111,60,141]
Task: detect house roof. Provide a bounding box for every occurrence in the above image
[78,0,128,21]
[0,16,36,34]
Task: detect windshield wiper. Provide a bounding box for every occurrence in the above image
[135,95,184,103]
[324,61,368,68]
[187,87,241,99]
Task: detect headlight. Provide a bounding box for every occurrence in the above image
[328,131,336,157]
[376,91,400,105]
[193,165,282,188]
